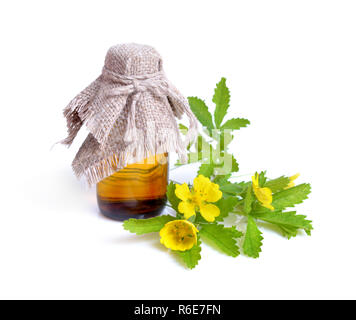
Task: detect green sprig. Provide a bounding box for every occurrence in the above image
[122,77,313,269]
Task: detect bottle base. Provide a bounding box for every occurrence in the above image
[97,196,167,221]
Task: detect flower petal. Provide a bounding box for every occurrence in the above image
[199,203,220,222]
[175,183,192,201]
[252,173,259,188]
[286,181,295,189]
[290,173,300,182]
[159,220,198,251]
[205,182,222,202]
[256,187,272,202]
[193,175,211,195]
[254,187,274,211]
[178,201,196,219]
[285,173,300,189]
[193,175,222,203]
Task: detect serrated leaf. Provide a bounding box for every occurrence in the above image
[200,224,241,257]
[177,237,202,269]
[220,118,250,131]
[243,185,253,214]
[279,225,299,239]
[231,155,239,173]
[264,176,290,193]
[253,211,312,230]
[213,78,230,128]
[198,163,215,178]
[166,181,180,212]
[252,210,313,237]
[229,225,244,238]
[188,97,214,130]
[215,196,239,221]
[123,215,175,235]
[243,216,263,258]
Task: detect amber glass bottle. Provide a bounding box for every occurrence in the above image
[97,153,168,221]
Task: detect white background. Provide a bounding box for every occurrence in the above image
[0,0,355,300]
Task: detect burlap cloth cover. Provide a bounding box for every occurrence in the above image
[61,43,198,186]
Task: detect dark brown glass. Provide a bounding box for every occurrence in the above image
[96,153,168,221]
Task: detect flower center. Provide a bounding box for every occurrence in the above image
[190,190,207,206]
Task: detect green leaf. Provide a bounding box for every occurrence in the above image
[219,182,244,196]
[258,171,267,187]
[213,77,230,128]
[188,97,214,130]
[215,175,248,197]
[256,183,312,212]
[123,215,175,235]
[231,155,239,173]
[279,225,299,239]
[243,216,263,258]
[243,185,253,214]
[230,225,243,238]
[200,224,242,257]
[253,211,312,230]
[215,196,239,221]
[264,176,290,193]
[198,163,215,178]
[252,210,313,238]
[177,237,202,269]
[214,174,231,185]
[220,118,250,131]
[166,181,180,212]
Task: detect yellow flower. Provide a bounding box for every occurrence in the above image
[159,220,199,251]
[175,175,223,222]
[252,173,274,211]
[285,173,300,189]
